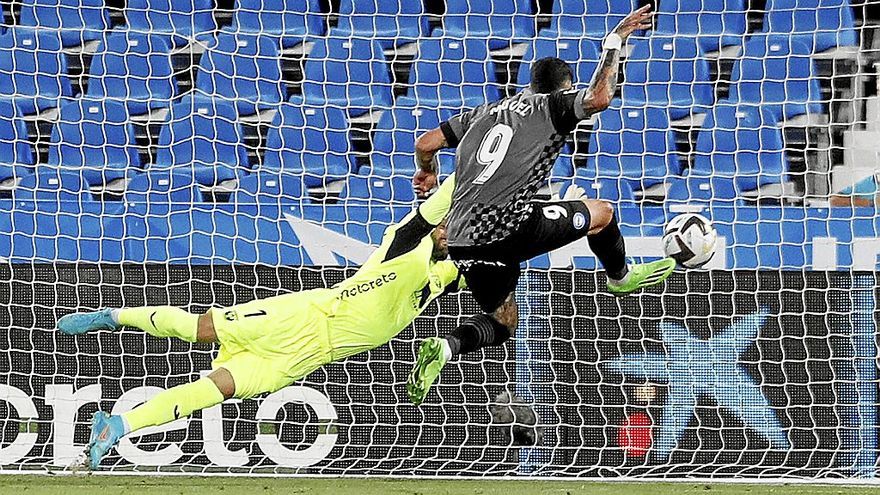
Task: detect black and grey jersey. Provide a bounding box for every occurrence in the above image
[441,87,589,247]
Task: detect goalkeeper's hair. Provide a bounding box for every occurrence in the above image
[530,57,574,94]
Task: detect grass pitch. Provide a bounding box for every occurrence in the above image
[0,476,877,495]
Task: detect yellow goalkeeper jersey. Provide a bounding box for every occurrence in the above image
[321,175,463,360]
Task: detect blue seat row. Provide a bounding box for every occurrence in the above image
[561,101,788,204]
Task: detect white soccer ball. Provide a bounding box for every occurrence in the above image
[662,213,718,269]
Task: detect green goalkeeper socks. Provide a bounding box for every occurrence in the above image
[115,306,199,343]
[122,377,225,434]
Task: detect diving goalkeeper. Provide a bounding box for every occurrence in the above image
[57,177,461,470]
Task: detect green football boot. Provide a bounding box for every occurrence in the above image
[606,258,676,297]
[407,337,447,405]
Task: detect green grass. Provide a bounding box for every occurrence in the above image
[0,476,877,495]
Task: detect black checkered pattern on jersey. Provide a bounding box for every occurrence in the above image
[468,133,567,244]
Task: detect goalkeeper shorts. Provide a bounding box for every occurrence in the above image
[210,289,336,399]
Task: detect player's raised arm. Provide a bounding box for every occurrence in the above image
[581,4,654,117]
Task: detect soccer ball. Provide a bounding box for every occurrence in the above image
[662,213,718,269]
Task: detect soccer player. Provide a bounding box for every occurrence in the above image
[57,178,462,470]
[406,5,676,405]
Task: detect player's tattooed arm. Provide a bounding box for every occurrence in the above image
[581,4,654,117]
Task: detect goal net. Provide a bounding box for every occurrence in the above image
[0,0,878,480]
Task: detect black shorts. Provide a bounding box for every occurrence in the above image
[449,200,592,313]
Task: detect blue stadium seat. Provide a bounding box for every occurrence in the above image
[14,170,92,202]
[369,96,454,177]
[545,0,638,40]
[689,104,788,196]
[19,0,110,47]
[0,100,34,181]
[728,35,823,120]
[762,0,857,53]
[48,99,141,186]
[231,0,324,47]
[262,102,354,187]
[0,28,73,115]
[153,97,249,185]
[441,0,535,49]
[125,0,216,44]
[334,0,427,49]
[124,172,204,203]
[194,32,285,115]
[655,0,748,53]
[301,36,393,117]
[550,152,575,182]
[233,172,306,204]
[407,37,502,107]
[86,32,177,115]
[586,103,680,192]
[562,168,637,203]
[516,37,599,88]
[622,36,714,119]
[341,173,417,203]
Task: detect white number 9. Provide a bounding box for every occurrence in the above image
[473,123,514,185]
[542,205,568,220]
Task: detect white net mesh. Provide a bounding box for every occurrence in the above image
[0,0,878,480]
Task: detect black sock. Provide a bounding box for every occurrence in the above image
[444,314,510,356]
[588,213,628,281]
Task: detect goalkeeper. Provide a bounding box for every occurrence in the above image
[57,177,463,470]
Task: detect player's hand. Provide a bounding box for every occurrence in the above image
[413,169,438,198]
[562,183,586,200]
[613,4,654,41]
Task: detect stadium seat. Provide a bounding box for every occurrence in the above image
[0,100,34,182]
[441,0,535,49]
[690,104,788,195]
[48,99,141,186]
[727,35,823,120]
[407,38,502,107]
[550,152,575,182]
[19,0,110,47]
[194,32,285,115]
[586,103,680,192]
[262,102,355,187]
[369,96,454,177]
[14,170,92,202]
[563,168,637,203]
[762,0,857,53]
[233,172,306,204]
[545,0,638,40]
[231,0,324,47]
[301,36,393,117]
[153,97,250,186]
[124,172,204,203]
[125,0,216,44]
[0,28,73,115]
[622,36,714,119]
[516,37,600,88]
[654,0,748,53]
[334,0,427,49]
[85,32,177,115]
[341,173,417,203]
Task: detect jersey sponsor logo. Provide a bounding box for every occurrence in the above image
[489,97,532,117]
[573,212,586,230]
[338,272,397,300]
[224,310,238,321]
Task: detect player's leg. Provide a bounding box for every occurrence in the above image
[407,263,519,405]
[578,199,675,296]
[57,306,219,343]
[86,314,228,469]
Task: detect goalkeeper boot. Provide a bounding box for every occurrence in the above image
[57,308,118,335]
[606,258,676,297]
[407,337,447,405]
[88,411,125,470]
